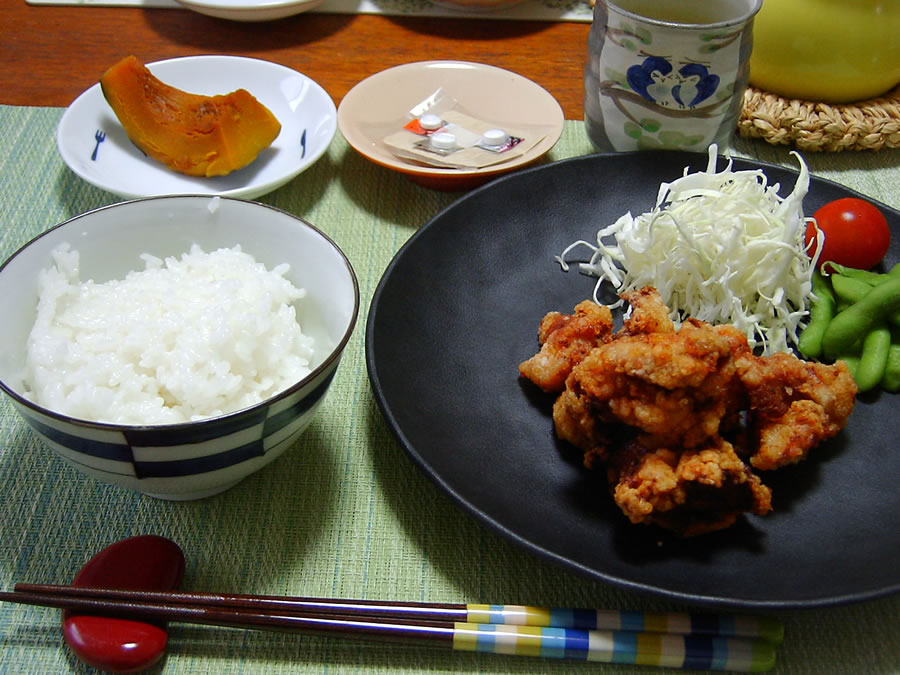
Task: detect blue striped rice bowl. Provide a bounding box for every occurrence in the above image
[0,196,359,499]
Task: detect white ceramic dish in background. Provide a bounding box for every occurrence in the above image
[338,61,565,191]
[174,0,324,21]
[0,196,359,500]
[429,0,524,11]
[57,56,337,200]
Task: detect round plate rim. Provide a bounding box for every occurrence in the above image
[57,55,336,200]
[365,150,900,610]
[337,60,565,179]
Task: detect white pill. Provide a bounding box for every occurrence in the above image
[419,114,443,130]
[481,128,510,146]
[430,132,458,150]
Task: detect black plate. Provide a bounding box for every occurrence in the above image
[366,151,900,609]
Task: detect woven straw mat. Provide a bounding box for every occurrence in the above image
[738,84,900,152]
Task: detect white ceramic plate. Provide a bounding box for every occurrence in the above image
[58,56,337,200]
[338,61,564,191]
[174,0,324,21]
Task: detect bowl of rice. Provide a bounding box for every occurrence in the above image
[0,196,359,500]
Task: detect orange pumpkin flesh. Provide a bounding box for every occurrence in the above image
[100,55,282,177]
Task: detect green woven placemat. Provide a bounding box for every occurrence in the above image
[0,105,898,674]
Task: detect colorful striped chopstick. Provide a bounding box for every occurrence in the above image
[3,585,782,672]
[12,584,783,644]
[451,623,776,671]
[465,604,784,644]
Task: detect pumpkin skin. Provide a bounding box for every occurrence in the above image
[100,56,282,177]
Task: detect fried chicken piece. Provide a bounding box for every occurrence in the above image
[552,388,612,466]
[620,286,675,335]
[562,319,747,449]
[736,353,857,470]
[520,286,857,536]
[518,300,613,393]
[609,438,772,537]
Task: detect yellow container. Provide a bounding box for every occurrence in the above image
[748,0,900,103]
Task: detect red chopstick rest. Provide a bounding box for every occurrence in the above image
[62,535,185,672]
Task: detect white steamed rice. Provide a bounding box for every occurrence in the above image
[23,243,315,425]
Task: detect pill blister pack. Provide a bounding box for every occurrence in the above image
[382,89,545,169]
[406,113,524,158]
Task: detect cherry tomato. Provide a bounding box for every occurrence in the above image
[805,197,890,270]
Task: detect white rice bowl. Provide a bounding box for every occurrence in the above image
[0,196,359,500]
[25,243,316,425]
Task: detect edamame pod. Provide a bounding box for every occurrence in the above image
[890,263,900,324]
[798,271,835,359]
[830,274,871,305]
[882,344,900,392]
[822,277,900,360]
[823,263,885,285]
[856,325,891,392]
[836,355,860,380]
[831,275,900,326]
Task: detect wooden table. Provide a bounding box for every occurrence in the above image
[0,3,590,118]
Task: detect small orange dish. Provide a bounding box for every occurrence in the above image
[338,61,564,191]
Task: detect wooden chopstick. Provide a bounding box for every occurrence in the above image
[14,583,468,624]
[2,586,781,672]
[12,583,784,643]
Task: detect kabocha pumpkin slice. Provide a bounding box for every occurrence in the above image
[100,55,281,177]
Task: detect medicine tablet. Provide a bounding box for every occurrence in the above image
[419,114,443,131]
[430,132,458,150]
[481,128,510,146]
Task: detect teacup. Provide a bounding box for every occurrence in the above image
[584,0,762,152]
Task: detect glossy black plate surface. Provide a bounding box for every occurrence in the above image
[366,151,900,609]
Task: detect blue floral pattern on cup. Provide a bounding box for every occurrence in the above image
[584,0,761,152]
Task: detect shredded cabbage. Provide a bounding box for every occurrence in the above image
[557,145,819,355]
